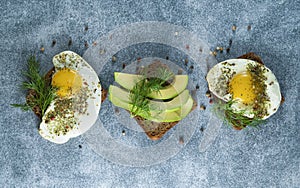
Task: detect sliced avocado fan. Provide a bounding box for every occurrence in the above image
[109,85,190,112]
[109,86,194,122]
[114,72,189,100]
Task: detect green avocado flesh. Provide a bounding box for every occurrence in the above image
[109,85,190,112]
[109,86,194,122]
[114,72,189,100]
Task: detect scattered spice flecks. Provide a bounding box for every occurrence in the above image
[226,48,230,53]
[112,56,117,62]
[232,25,237,31]
[206,90,211,98]
[44,98,78,136]
[137,57,142,63]
[68,38,72,46]
[246,63,270,118]
[179,136,184,144]
[210,51,217,56]
[52,40,56,47]
[184,58,189,65]
[216,46,223,53]
[84,41,89,48]
[247,25,252,31]
[200,104,206,110]
[186,44,190,50]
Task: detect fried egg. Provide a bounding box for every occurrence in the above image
[206,59,281,120]
[39,51,101,144]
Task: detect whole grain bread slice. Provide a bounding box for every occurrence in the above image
[237,52,264,65]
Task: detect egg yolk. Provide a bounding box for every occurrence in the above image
[52,68,82,98]
[229,71,256,105]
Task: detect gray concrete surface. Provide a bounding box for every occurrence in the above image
[1,0,299,187]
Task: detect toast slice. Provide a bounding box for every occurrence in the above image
[237,52,264,65]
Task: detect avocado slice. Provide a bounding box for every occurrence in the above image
[114,72,189,99]
[114,72,144,88]
[109,85,190,112]
[175,96,194,119]
[109,93,193,122]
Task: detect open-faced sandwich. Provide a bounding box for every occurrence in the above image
[12,51,102,143]
[109,60,196,140]
[206,53,283,129]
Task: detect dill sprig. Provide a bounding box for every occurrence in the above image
[213,99,264,129]
[11,55,56,116]
[129,67,174,117]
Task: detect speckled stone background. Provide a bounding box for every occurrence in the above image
[1,0,299,187]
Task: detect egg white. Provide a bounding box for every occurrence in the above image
[39,51,101,144]
[206,59,281,120]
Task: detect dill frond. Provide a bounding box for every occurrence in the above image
[213,99,264,129]
[11,55,56,116]
[129,67,174,118]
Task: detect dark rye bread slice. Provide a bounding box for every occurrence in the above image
[238,52,264,65]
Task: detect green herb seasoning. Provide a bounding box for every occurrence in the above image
[43,84,91,137]
[45,98,77,136]
[129,67,174,118]
[11,55,57,116]
[214,99,264,129]
[246,63,270,118]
